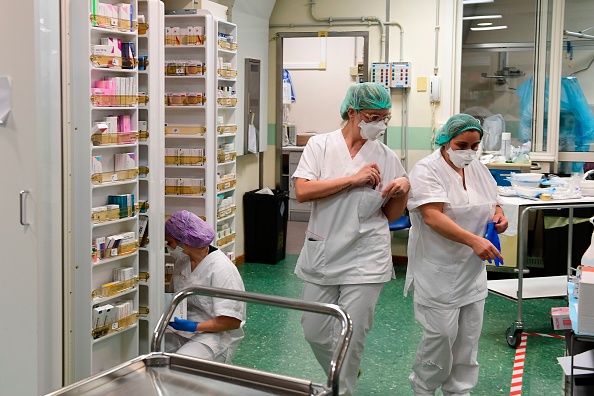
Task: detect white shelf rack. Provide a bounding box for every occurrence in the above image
[70,0,140,380]
[214,17,238,263]
[136,0,165,356]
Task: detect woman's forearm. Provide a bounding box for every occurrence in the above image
[382,194,408,223]
[423,208,482,248]
[196,316,241,333]
[295,177,354,202]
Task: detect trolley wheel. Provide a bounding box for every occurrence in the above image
[506,327,522,349]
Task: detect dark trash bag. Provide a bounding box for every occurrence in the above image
[243,189,289,264]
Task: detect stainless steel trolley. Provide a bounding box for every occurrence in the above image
[47,286,353,395]
[499,203,594,348]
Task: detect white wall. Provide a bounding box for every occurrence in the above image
[283,36,363,134]
[266,0,456,180]
[231,0,276,257]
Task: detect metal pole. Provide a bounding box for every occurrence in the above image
[568,207,574,277]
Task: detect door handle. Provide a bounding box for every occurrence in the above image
[20,190,29,226]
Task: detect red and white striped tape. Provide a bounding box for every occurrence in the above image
[509,333,528,396]
[508,332,565,395]
[524,331,565,339]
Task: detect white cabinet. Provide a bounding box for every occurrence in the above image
[136,0,165,356]
[283,147,312,222]
[70,0,142,380]
[0,1,62,392]
[164,10,237,264]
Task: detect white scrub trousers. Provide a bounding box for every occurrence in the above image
[409,300,485,396]
[164,329,227,363]
[301,281,384,396]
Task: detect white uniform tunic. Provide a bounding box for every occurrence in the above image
[404,149,499,396]
[405,149,498,307]
[293,129,407,285]
[293,129,407,396]
[171,248,246,362]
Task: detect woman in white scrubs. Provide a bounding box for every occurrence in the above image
[293,82,410,396]
[164,210,246,364]
[405,114,509,396]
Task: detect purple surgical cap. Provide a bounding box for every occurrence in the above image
[165,210,215,248]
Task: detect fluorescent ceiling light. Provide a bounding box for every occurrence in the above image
[463,15,502,20]
[471,25,508,31]
[477,22,493,26]
[463,0,494,4]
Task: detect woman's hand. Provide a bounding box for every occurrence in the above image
[493,212,508,234]
[381,176,410,199]
[470,236,504,262]
[351,163,382,188]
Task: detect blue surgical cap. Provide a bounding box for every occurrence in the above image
[435,113,484,146]
[339,82,392,120]
[165,210,215,248]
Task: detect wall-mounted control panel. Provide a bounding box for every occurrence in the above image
[371,62,411,89]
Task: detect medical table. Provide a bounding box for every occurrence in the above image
[46,286,353,396]
[486,196,594,348]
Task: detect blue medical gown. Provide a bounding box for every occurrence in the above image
[517,76,594,171]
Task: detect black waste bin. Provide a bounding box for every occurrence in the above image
[243,189,289,264]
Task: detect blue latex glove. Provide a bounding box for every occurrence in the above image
[169,317,198,332]
[484,222,504,266]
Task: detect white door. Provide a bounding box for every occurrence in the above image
[0,1,62,394]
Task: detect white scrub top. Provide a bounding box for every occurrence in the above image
[292,129,407,285]
[172,248,246,357]
[404,149,498,309]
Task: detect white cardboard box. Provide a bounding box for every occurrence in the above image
[164,293,188,321]
[194,0,227,20]
[551,307,572,330]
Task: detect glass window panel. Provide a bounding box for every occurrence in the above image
[461,0,537,153]
[558,0,594,173]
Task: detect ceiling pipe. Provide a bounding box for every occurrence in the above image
[434,0,440,75]
[270,24,403,63]
[309,0,386,61]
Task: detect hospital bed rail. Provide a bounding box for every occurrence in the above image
[46,286,353,396]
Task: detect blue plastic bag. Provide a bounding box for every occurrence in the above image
[484,222,504,266]
[517,76,594,171]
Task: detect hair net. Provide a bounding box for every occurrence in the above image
[165,210,215,248]
[435,113,484,146]
[339,82,392,120]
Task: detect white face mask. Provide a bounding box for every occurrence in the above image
[358,119,387,141]
[168,245,188,261]
[446,147,476,168]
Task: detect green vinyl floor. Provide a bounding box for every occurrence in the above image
[234,255,567,395]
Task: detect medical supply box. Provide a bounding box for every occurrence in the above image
[551,307,572,330]
[296,132,316,146]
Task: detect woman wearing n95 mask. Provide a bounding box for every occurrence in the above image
[164,210,246,364]
[292,82,409,396]
[405,113,509,396]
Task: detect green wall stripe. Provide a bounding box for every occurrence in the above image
[268,123,276,145]
[268,124,434,151]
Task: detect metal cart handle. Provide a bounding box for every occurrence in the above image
[152,286,353,396]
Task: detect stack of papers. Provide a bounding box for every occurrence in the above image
[558,350,594,376]
[578,268,594,335]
